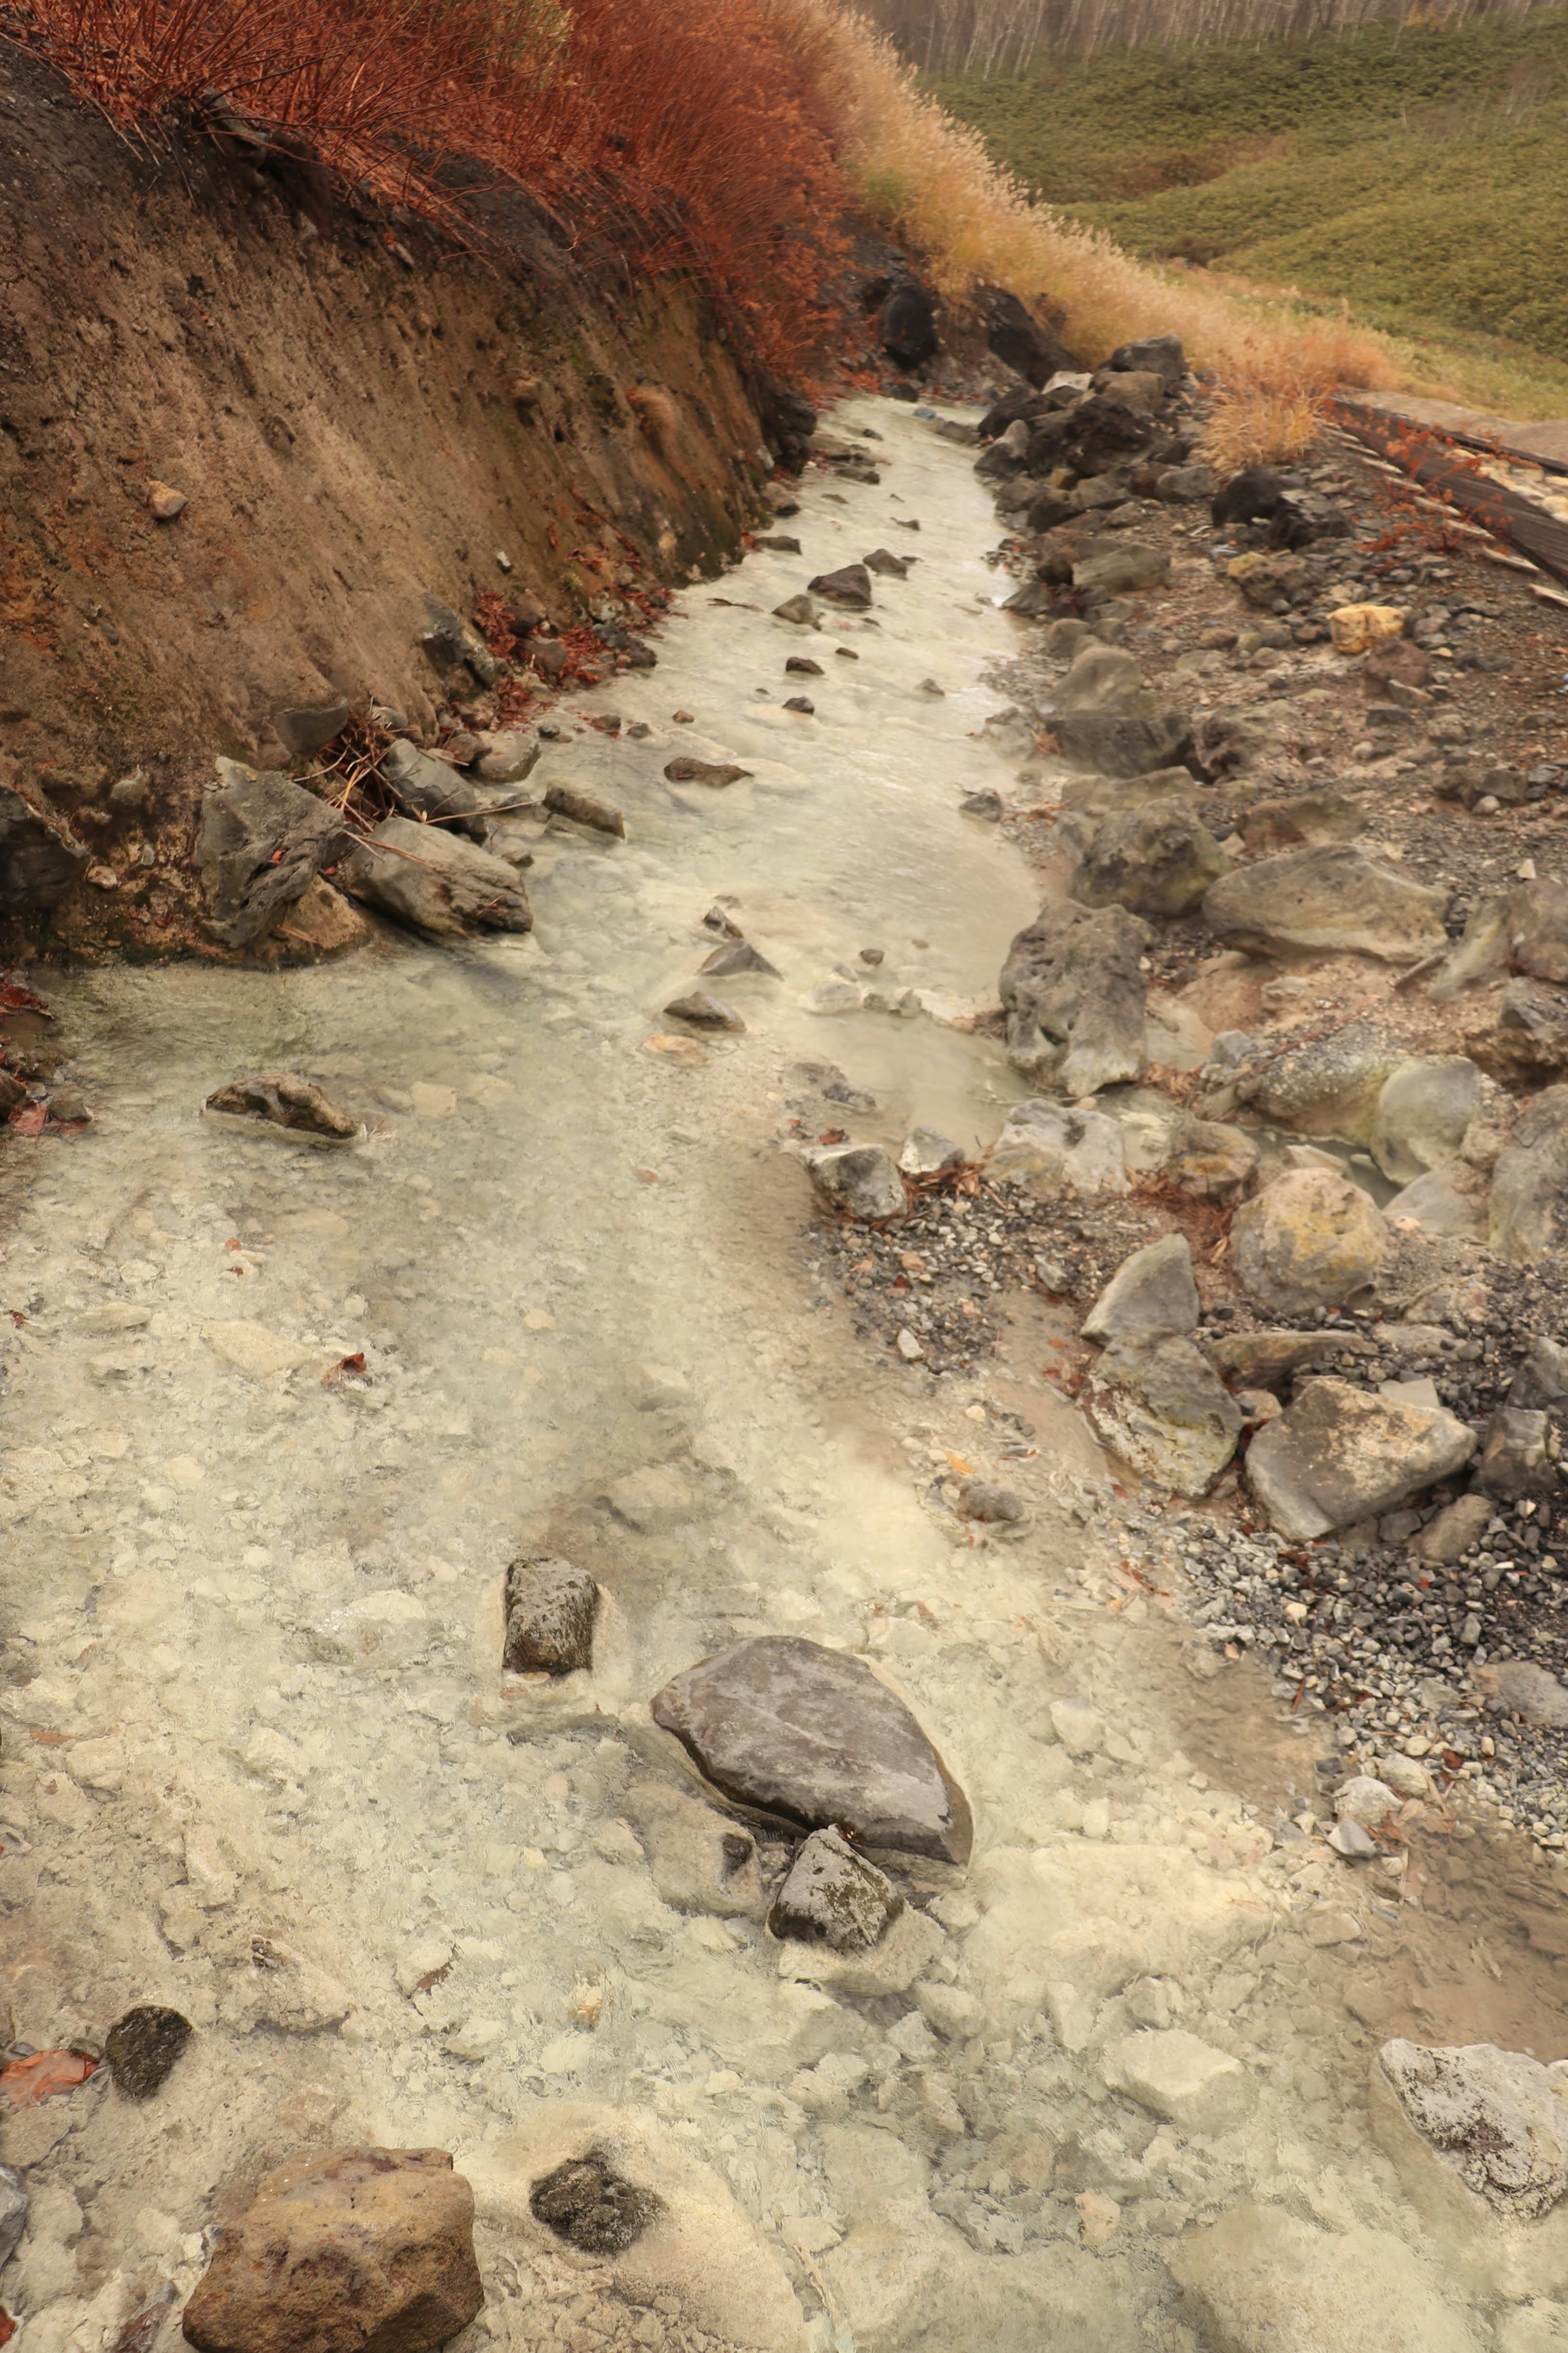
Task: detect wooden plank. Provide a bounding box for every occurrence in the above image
[1330,400,1568,590]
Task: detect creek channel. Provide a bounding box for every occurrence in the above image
[0,397,1561,2353]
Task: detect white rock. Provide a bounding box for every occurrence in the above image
[1102,2027,1254,2130]
[987,1098,1128,1198]
[203,1320,313,1380]
[1049,1696,1104,1756]
[1376,1753,1431,1800]
[914,1983,985,2040]
[1170,2204,1479,2353]
[1334,1775,1400,1828]
[394,1935,453,1997]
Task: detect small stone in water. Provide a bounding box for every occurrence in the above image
[786,657,823,676]
[503,1557,599,1675]
[105,2004,193,2098]
[664,991,744,1030]
[530,2154,663,2255]
[958,1479,1025,1524]
[768,1828,903,1951]
[204,1072,361,1145]
[701,940,780,979]
[664,757,753,788]
[784,696,815,714]
[543,782,626,837]
[860,946,884,965]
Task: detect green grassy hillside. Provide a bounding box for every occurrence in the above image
[932,11,1568,375]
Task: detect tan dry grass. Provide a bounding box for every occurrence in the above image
[799,0,1400,399]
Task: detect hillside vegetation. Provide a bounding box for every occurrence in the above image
[933,9,1568,380]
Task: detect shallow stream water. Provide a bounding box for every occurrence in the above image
[0,399,1562,2353]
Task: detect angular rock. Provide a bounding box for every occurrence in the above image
[664,758,752,789]
[1490,1087,1568,1263]
[204,1071,361,1146]
[1232,1169,1387,1316]
[1377,2039,1568,2220]
[1207,1328,1365,1391]
[106,2004,192,2099]
[999,901,1149,1093]
[274,700,352,757]
[197,762,341,950]
[1372,1057,1483,1183]
[772,595,819,626]
[1510,1335,1568,1410]
[1236,1021,1403,1146]
[805,1143,905,1222]
[1158,463,1216,503]
[542,781,626,836]
[1488,979,1568,1082]
[1477,1407,1551,1499]
[1228,549,1313,609]
[0,2164,23,2269]
[898,1126,964,1178]
[503,1557,599,1675]
[1165,1111,1258,1204]
[1108,332,1184,383]
[1097,366,1165,412]
[1240,788,1367,853]
[1414,1492,1495,1566]
[467,729,539,785]
[1058,395,1157,476]
[1244,1377,1477,1541]
[1204,846,1449,963]
[650,1635,973,1864]
[1081,1233,1198,1343]
[1477,1661,1568,1729]
[701,939,780,979]
[337,816,531,939]
[1105,2028,1253,2130]
[1212,466,1283,526]
[418,595,497,687]
[1070,805,1225,920]
[1334,1775,1399,1828]
[181,2146,482,2353]
[1083,1334,1243,1496]
[768,1828,903,1952]
[878,279,939,370]
[862,548,911,578]
[1327,602,1407,655]
[1170,2204,1478,2353]
[1073,542,1171,598]
[1385,1168,1486,1239]
[664,990,743,1030]
[807,564,872,609]
[988,1097,1127,1198]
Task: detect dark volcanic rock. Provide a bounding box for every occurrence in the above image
[999,900,1149,1094]
[768,1828,903,1951]
[380,741,489,843]
[337,816,531,939]
[197,763,341,950]
[0,783,89,914]
[204,1071,360,1144]
[503,1557,600,1675]
[983,285,1075,387]
[651,1635,973,1864]
[664,758,753,788]
[755,374,817,474]
[876,280,939,370]
[806,563,873,609]
[182,2146,482,2353]
[530,2155,663,2255]
[107,2005,192,2098]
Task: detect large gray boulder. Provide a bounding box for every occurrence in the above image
[379,740,489,842]
[1081,1233,1198,1343]
[1490,1086,1568,1263]
[337,815,531,939]
[1051,639,1188,778]
[1234,1021,1402,1146]
[0,781,89,912]
[1372,1057,1484,1183]
[1245,1377,1477,1540]
[988,1098,1127,1197]
[804,1143,905,1222]
[1084,1334,1243,1496]
[197,761,342,949]
[1203,846,1449,962]
[650,1636,973,1865]
[1232,1168,1388,1316]
[1069,805,1226,921]
[999,901,1149,1094]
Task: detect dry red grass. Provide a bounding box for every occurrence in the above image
[7,0,851,369]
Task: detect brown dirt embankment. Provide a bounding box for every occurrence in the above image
[0,45,782,960]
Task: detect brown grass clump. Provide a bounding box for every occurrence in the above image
[626,384,679,454]
[1200,383,1326,468]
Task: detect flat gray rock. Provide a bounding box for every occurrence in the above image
[807,563,873,608]
[197,762,341,950]
[338,815,531,939]
[1204,845,1449,963]
[651,1635,972,1864]
[380,739,489,842]
[1244,1376,1476,1541]
[274,700,352,757]
[1490,1084,1568,1262]
[1083,1333,1243,1497]
[1082,1232,1198,1343]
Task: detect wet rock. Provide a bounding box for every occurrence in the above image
[756,373,817,473]
[878,279,939,369]
[1411,1492,1490,1565]
[1170,2204,1477,2353]
[273,699,352,757]
[1082,1232,1198,1343]
[281,874,371,955]
[783,695,815,714]
[1244,1376,1477,1541]
[988,1097,1127,1198]
[1205,845,1448,963]
[1232,1168,1387,1315]
[540,781,625,838]
[0,2164,24,2267]
[898,1126,964,1179]
[785,655,822,676]
[1070,804,1225,921]
[338,815,531,938]
[1166,1111,1258,1204]
[1103,2029,1253,2130]
[960,787,1004,820]
[1477,1661,1568,1729]
[976,417,1031,478]
[701,938,780,979]
[1510,1336,1568,1410]
[663,757,752,788]
[503,1557,599,1676]
[1084,1335,1244,1496]
[958,1480,1025,1523]
[621,1782,764,1918]
[377,740,488,841]
[182,2146,482,2353]
[807,563,873,609]
[805,1142,905,1221]
[863,547,912,578]
[105,2004,192,2099]
[651,1635,973,1864]
[204,1071,361,1146]
[472,728,541,785]
[197,762,341,950]
[768,1828,902,1952]
[1372,1057,1484,1183]
[418,595,497,688]
[1235,1021,1403,1146]
[999,901,1149,1093]
[772,594,820,627]
[1490,1087,1568,1263]
[1477,1407,1551,1499]
[530,2153,663,2254]
[664,990,744,1030]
